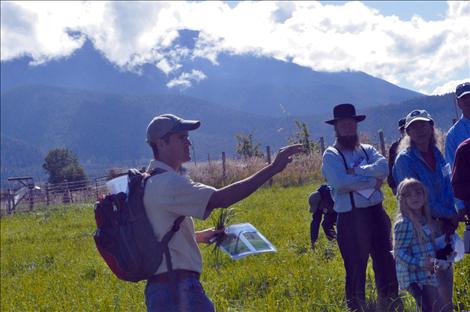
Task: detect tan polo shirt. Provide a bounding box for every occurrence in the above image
[143,160,216,274]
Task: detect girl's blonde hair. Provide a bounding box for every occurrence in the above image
[395,178,435,248]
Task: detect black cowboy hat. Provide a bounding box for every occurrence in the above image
[325,103,366,125]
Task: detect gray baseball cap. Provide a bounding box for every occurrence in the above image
[404,109,434,129]
[146,114,200,144]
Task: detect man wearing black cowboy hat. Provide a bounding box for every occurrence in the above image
[321,104,401,311]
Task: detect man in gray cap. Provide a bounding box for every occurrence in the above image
[143,113,303,311]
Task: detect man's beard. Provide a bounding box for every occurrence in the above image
[336,135,359,150]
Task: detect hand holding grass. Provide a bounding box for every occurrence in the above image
[196,227,225,244]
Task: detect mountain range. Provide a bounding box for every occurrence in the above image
[1,85,457,186]
[1,35,458,186]
[1,33,422,117]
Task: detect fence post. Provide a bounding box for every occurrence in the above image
[266,146,273,186]
[378,130,386,157]
[63,180,70,204]
[266,146,271,164]
[191,144,197,167]
[7,189,13,214]
[45,183,50,206]
[319,137,325,155]
[94,178,99,199]
[28,182,34,211]
[70,181,74,203]
[208,154,211,165]
[221,152,226,184]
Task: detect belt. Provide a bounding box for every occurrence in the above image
[432,216,451,222]
[148,269,200,284]
[338,202,382,214]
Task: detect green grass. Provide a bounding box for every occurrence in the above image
[1,185,469,311]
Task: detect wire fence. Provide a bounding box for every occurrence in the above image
[0,177,108,215]
[2,128,439,217]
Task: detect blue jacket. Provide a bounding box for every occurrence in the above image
[393,145,457,219]
[445,115,470,168]
[445,115,470,210]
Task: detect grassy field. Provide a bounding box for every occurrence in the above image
[1,184,469,311]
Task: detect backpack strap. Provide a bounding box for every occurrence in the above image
[157,215,185,299]
[143,167,186,288]
[161,216,186,272]
[142,167,166,187]
[331,146,356,209]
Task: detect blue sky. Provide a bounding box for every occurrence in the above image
[320,1,447,21]
[1,1,469,94]
[362,1,447,21]
[227,1,448,21]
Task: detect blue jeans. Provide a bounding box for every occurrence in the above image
[145,277,215,312]
[408,283,442,312]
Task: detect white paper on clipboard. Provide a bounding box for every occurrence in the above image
[356,188,375,199]
[217,223,276,260]
[106,175,128,194]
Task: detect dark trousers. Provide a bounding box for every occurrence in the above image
[310,209,337,246]
[337,204,400,311]
[408,283,442,312]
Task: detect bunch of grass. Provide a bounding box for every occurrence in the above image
[210,208,236,270]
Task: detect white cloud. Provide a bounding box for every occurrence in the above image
[166,70,207,89]
[1,1,469,93]
[0,1,89,63]
[431,78,470,95]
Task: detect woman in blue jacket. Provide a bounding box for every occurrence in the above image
[393,109,459,312]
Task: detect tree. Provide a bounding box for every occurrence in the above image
[289,120,316,154]
[235,134,264,160]
[43,148,87,185]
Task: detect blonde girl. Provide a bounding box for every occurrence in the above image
[394,178,443,312]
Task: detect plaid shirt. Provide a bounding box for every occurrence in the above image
[393,217,437,290]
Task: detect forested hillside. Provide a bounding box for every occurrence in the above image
[1,86,456,184]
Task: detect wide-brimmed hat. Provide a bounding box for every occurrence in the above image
[146,114,200,144]
[325,103,366,125]
[404,109,434,129]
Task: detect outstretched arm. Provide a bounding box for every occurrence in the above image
[204,144,304,218]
